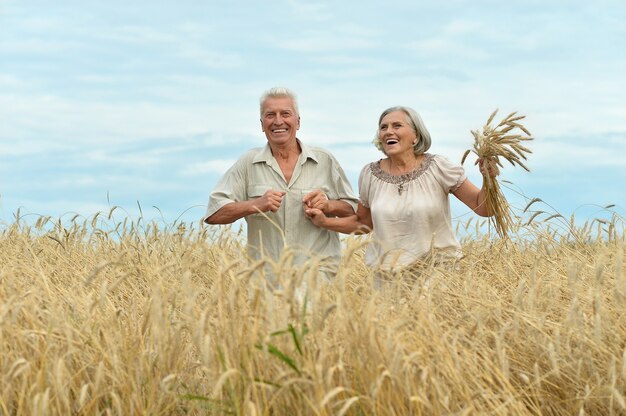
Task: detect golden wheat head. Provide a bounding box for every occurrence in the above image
[462,109,534,238]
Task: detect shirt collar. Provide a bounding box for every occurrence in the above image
[252,139,319,165]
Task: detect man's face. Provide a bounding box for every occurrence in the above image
[260,97,300,147]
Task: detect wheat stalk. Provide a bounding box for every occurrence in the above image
[461,109,533,238]
[1,212,624,414]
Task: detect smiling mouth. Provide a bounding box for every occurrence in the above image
[385,139,398,145]
[273,129,288,133]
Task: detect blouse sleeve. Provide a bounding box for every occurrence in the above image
[432,155,467,193]
[357,163,372,208]
[329,154,359,210]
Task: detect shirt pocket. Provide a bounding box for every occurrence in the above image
[298,188,316,198]
[247,185,272,198]
[246,185,276,219]
[297,186,331,201]
[296,188,318,210]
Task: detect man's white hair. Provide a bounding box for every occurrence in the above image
[259,87,299,116]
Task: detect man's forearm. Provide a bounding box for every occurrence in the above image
[205,201,256,224]
[325,200,356,218]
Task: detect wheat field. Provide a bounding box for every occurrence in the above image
[1,208,625,415]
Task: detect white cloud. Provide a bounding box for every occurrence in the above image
[442,19,484,36]
[273,21,381,53]
[176,45,245,69]
[181,160,237,176]
[326,145,381,176]
[0,199,112,220]
[0,93,257,145]
[406,37,491,60]
[285,0,332,21]
[1,0,624,222]
[279,33,377,53]
[0,74,28,89]
[531,137,626,169]
[0,38,84,54]
[83,150,160,167]
[96,25,177,45]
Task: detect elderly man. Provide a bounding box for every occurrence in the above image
[204,87,357,280]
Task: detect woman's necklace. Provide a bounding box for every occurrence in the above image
[389,157,419,195]
[397,180,407,195]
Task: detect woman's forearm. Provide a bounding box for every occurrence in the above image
[317,214,371,235]
[474,186,492,217]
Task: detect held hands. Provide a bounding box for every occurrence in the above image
[304,207,327,227]
[476,157,499,178]
[303,189,329,227]
[302,189,330,214]
[250,189,329,216]
[252,189,286,213]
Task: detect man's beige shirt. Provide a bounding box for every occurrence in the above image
[204,140,358,271]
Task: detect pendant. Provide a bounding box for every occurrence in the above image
[398,183,404,195]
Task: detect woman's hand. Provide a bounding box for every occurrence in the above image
[476,156,499,178]
[304,206,327,227]
[305,202,373,235]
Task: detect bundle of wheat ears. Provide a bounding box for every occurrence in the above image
[461,109,533,238]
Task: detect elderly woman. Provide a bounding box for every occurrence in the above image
[305,106,495,276]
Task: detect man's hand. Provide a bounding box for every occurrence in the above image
[252,189,286,213]
[302,189,329,214]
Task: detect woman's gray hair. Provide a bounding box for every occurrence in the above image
[259,87,299,116]
[373,106,432,155]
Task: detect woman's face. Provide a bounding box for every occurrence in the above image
[378,111,418,157]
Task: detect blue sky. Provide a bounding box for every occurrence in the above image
[1,0,625,228]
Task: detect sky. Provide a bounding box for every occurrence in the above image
[1,0,625,229]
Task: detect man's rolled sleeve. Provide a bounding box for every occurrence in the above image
[202,158,247,222]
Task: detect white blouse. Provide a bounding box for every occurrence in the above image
[359,153,466,270]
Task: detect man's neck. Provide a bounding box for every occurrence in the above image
[270,139,301,161]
